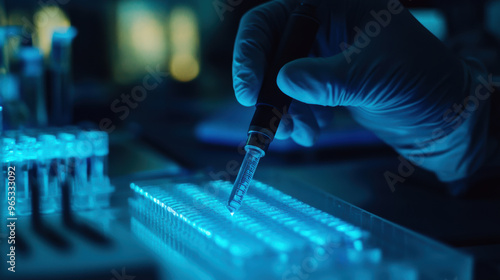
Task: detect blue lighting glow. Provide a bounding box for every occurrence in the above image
[128,178,472,279]
[129,179,386,279]
[1,128,113,215]
[410,9,447,40]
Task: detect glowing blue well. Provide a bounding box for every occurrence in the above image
[129,179,388,279]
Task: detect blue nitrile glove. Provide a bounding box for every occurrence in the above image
[232,0,499,183]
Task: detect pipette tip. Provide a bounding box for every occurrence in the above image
[226,203,238,215]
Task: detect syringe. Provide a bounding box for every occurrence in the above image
[227,0,320,214]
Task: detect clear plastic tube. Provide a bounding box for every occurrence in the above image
[73,132,92,209]
[87,131,108,185]
[17,135,37,215]
[18,47,47,127]
[50,27,77,126]
[0,27,7,73]
[0,26,22,73]
[57,132,77,210]
[227,145,264,214]
[37,134,60,213]
[80,130,110,209]
[2,128,113,214]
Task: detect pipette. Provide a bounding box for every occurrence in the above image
[227,0,321,214]
[227,145,264,214]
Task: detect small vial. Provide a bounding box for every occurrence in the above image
[18,47,47,127]
[0,105,3,135]
[49,27,77,126]
[73,132,92,209]
[57,133,77,206]
[1,26,23,73]
[37,134,60,213]
[87,131,110,208]
[0,27,7,73]
[17,135,37,215]
[86,131,109,186]
[0,73,23,130]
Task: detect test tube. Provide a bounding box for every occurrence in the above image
[87,131,109,185]
[0,27,24,131]
[0,105,3,135]
[0,27,6,74]
[73,133,92,210]
[16,135,37,215]
[0,27,4,134]
[0,28,4,134]
[86,131,111,208]
[0,26,22,73]
[57,133,77,205]
[49,27,77,126]
[37,134,60,213]
[2,26,23,73]
[17,47,47,127]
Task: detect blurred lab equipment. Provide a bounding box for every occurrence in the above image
[17,47,47,127]
[1,164,159,280]
[49,27,77,126]
[0,26,27,131]
[0,127,113,217]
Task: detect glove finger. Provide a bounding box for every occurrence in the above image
[275,111,293,140]
[277,54,358,107]
[310,104,335,128]
[289,101,321,147]
[233,0,294,107]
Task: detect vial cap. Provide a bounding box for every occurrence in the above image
[87,131,109,156]
[1,137,16,162]
[18,47,43,76]
[37,134,60,160]
[18,136,37,160]
[57,132,76,157]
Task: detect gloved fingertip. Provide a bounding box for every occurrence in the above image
[276,59,305,96]
[275,120,293,140]
[277,57,326,105]
[278,55,351,107]
[311,105,335,128]
[233,74,259,107]
[290,119,320,147]
[291,132,317,147]
[234,88,257,107]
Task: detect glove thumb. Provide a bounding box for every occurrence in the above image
[276,53,358,107]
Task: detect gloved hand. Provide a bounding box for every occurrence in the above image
[232,0,496,182]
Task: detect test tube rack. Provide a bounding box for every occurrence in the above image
[1,127,114,217]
